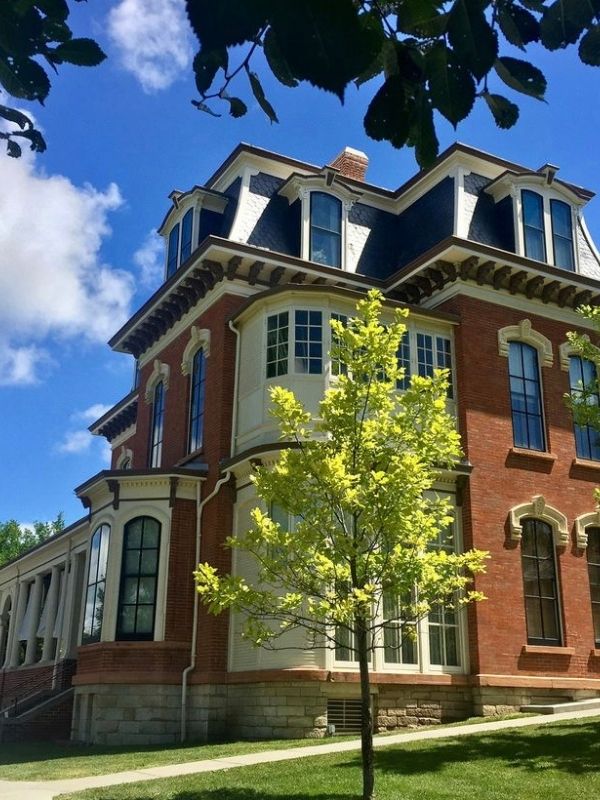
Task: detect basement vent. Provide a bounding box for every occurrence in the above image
[327,698,362,734]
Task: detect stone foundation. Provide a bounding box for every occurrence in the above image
[72,680,600,745]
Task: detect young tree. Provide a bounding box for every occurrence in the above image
[0,513,64,567]
[195,290,487,800]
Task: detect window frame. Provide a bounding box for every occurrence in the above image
[586,527,600,647]
[116,516,161,642]
[81,523,110,645]
[188,347,206,454]
[309,192,343,269]
[507,341,546,452]
[148,380,165,468]
[520,517,562,647]
[568,355,600,461]
[164,204,198,280]
[516,188,578,271]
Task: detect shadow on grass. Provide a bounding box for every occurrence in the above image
[368,720,600,778]
[95,792,354,800]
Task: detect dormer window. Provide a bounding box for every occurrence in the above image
[550,199,574,270]
[522,190,546,263]
[521,191,574,271]
[180,208,193,264]
[166,224,179,279]
[278,172,362,272]
[310,193,342,268]
[485,166,588,273]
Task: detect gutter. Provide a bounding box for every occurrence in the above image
[180,318,241,741]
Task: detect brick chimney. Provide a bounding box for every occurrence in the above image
[329,146,369,182]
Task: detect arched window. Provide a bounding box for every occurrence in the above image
[166,223,180,278]
[550,199,574,270]
[82,524,110,645]
[149,381,165,467]
[188,348,206,453]
[587,527,600,647]
[508,342,545,451]
[310,193,342,268]
[521,519,561,645]
[117,517,161,641]
[568,355,600,461]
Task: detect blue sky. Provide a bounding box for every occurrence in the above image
[1,0,600,527]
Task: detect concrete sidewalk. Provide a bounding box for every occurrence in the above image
[1,706,598,800]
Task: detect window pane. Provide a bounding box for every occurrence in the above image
[310,193,342,268]
[521,520,560,644]
[331,313,348,376]
[117,517,161,641]
[569,356,600,461]
[550,200,574,270]
[294,310,322,374]
[266,312,289,378]
[508,343,545,451]
[82,525,110,644]
[396,331,411,390]
[522,191,546,262]
[417,333,434,377]
[189,347,206,453]
[180,209,193,263]
[588,529,600,645]
[167,224,179,278]
[149,381,165,467]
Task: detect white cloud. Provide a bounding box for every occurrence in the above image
[56,403,115,456]
[107,0,194,92]
[73,403,113,424]
[134,229,164,288]
[57,430,94,455]
[0,343,52,386]
[0,139,135,386]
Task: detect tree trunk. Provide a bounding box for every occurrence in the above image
[356,614,374,800]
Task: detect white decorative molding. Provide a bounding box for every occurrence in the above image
[573,511,600,549]
[144,360,170,404]
[559,336,590,371]
[181,326,211,375]
[278,174,362,207]
[498,319,554,367]
[508,495,569,546]
[116,447,133,470]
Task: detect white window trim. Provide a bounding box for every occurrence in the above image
[574,511,600,550]
[559,336,591,371]
[498,319,553,367]
[181,326,211,375]
[144,360,170,404]
[508,495,569,546]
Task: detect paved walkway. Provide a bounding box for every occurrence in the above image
[1,707,599,800]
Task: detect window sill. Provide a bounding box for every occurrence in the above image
[590,649,600,658]
[521,645,574,656]
[572,458,600,471]
[509,448,557,462]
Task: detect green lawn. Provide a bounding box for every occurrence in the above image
[55,717,600,800]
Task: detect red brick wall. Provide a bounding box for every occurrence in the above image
[165,498,197,643]
[440,294,600,679]
[74,641,189,684]
[119,292,244,473]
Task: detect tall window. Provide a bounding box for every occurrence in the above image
[427,526,460,667]
[550,199,574,271]
[82,524,110,645]
[383,592,417,665]
[416,332,453,398]
[294,310,322,374]
[508,342,545,451]
[522,190,546,262]
[568,355,600,461]
[117,517,161,641]
[396,331,411,390]
[266,312,289,378]
[331,312,348,377]
[188,348,206,453]
[149,381,165,467]
[310,193,342,268]
[521,519,561,645]
[166,224,180,278]
[587,528,600,647]
[180,208,193,264]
